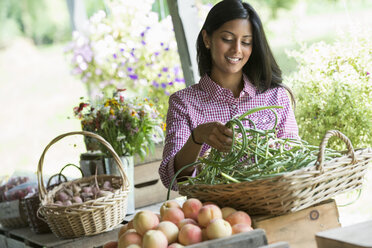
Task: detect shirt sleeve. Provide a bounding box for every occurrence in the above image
[159,92,191,191]
[276,88,300,139]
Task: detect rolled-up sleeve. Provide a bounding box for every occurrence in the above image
[276,88,299,139]
[159,93,191,191]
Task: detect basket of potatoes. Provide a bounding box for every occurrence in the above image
[37,131,130,238]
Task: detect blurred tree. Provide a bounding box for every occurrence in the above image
[0,0,70,46]
[261,0,298,18]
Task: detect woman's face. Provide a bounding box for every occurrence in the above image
[203,18,253,78]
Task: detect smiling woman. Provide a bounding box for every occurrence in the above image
[202,18,253,96]
[159,0,299,191]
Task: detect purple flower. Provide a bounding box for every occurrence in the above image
[130,52,135,57]
[175,78,185,83]
[161,83,167,88]
[164,47,169,51]
[129,74,138,80]
[174,66,180,75]
[367,72,370,76]
[160,42,164,46]
[113,53,117,59]
[154,52,160,56]
[127,67,133,72]
[79,45,93,62]
[158,73,162,78]
[120,48,125,52]
[141,40,146,45]
[152,80,159,88]
[72,67,83,75]
[165,90,170,96]
[126,123,131,130]
[168,81,174,86]
[162,67,168,72]
[140,31,145,37]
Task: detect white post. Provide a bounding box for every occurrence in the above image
[167,0,201,86]
[66,0,88,32]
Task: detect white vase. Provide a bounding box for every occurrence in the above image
[104,156,135,215]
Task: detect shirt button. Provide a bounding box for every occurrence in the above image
[232,104,237,109]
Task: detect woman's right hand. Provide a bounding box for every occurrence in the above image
[193,122,233,152]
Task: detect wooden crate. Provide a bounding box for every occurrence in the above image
[188,229,268,248]
[260,242,290,248]
[252,199,340,248]
[0,233,7,248]
[134,160,180,208]
[316,220,372,248]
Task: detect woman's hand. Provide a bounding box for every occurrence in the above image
[193,122,233,152]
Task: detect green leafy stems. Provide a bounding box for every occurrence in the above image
[167,105,342,200]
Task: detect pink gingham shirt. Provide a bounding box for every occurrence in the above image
[159,73,299,190]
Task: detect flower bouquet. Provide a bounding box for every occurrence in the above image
[73,89,165,160]
[65,0,185,119]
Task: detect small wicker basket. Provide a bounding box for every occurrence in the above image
[24,164,82,234]
[179,130,372,216]
[37,131,129,238]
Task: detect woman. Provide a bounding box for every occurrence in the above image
[159,0,299,190]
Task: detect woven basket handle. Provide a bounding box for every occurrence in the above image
[316,130,356,172]
[46,173,68,189]
[37,131,129,200]
[59,163,84,177]
[46,164,83,189]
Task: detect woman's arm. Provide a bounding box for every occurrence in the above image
[174,122,233,178]
[276,88,299,139]
[159,93,233,190]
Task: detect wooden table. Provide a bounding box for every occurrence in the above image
[0,225,122,248]
[0,198,185,248]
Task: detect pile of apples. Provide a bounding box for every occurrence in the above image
[103,198,253,248]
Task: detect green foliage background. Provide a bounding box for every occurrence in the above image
[285,30,372,149]
[0,0,71,45]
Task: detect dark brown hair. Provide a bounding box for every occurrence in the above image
[196,0,295,102]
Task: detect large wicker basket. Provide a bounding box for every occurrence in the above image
[37,131,129,238]
[179,130,372,216]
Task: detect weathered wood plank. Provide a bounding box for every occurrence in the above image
[187,229,267,248]
[1,224,122,248]
[253,200,340,248]
[316,220,372,248]
[133,160,181,208]
[259,241,290,248]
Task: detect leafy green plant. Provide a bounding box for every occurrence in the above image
[284,29,372,149]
